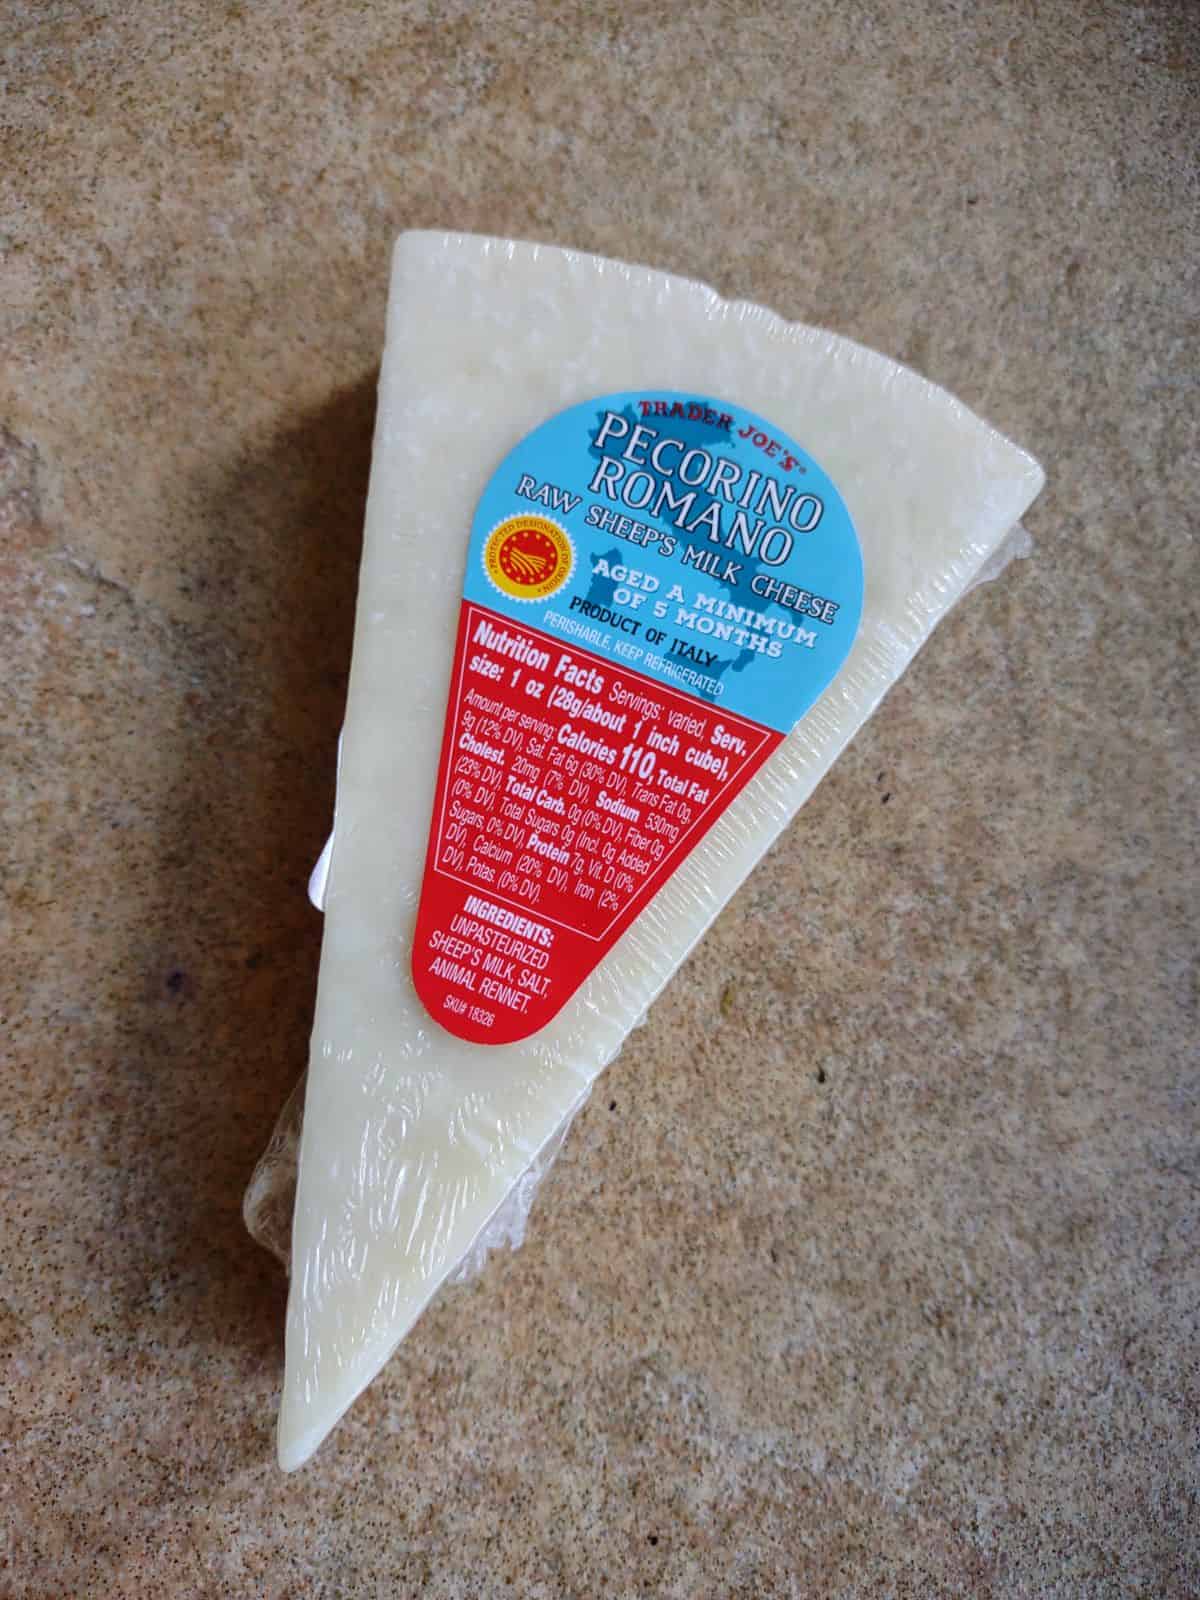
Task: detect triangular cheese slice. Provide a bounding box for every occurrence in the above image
[279,232,1044,1470]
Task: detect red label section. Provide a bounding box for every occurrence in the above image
[412,603,783,1044]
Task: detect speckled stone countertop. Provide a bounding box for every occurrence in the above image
[2,2,1197,1594]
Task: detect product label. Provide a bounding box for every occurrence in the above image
[413,392,862,1043]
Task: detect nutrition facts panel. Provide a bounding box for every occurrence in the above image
[411,603,781,1043]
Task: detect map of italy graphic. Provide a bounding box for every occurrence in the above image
[585,405,798,705]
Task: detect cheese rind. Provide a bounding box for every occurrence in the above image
[278,233,1044,1470]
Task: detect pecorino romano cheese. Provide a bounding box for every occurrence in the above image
[277,232,1044,1469]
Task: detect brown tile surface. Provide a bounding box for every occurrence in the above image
[2,1,1197,1594]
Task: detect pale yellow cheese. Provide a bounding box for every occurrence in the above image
[279,232,1044,1470]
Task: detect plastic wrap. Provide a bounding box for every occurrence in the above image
[245,522,1032,1274]
[250,232,1045,1470]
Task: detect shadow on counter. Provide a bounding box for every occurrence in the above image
[149,373,378,1425]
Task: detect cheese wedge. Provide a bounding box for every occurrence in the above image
[279,232,1044,1470]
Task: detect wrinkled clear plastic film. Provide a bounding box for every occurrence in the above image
[251,233,1046,1470]
[246,530,1030,1279]
[244,1073,305,1269]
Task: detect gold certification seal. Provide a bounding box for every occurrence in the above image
[482,515,574,602]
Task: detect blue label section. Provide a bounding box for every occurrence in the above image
[463,392,863,734]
